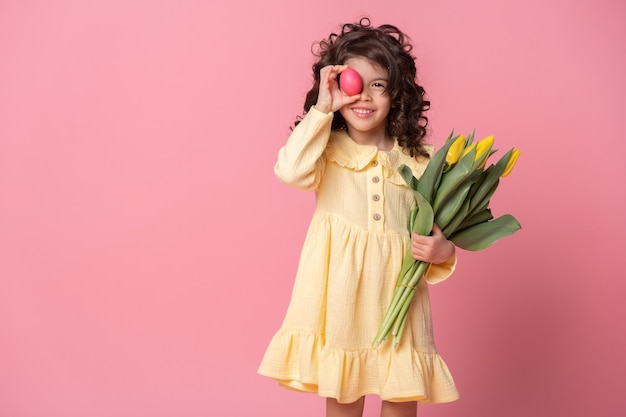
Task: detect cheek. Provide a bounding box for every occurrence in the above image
[377,100,392,118]
[338,106,351,119]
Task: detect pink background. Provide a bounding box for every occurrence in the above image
[1,1,624,416]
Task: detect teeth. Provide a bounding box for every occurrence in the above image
[353,108,373,115]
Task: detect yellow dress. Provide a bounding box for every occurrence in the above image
[258,107,459,404]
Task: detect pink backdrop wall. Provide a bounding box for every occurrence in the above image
[1,1,624,416]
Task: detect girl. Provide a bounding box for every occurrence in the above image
[258,18,458,417]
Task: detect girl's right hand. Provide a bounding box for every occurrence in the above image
[315,65,361,114]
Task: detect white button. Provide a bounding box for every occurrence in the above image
[373,213,381,221]
[372,176,380,183]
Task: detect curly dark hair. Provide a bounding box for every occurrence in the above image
[295,17,431,158]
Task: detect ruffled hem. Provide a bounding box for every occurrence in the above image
[258,329,459,404]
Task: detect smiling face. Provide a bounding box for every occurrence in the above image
[339,57,392,148]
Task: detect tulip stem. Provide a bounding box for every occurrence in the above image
[373,261,430,347]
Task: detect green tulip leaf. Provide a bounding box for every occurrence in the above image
[432,146,476,210]
[449,214,521,251]
[398,164,419,191]
[433,168,481,214]
[441,195,471,237]
[467,175,499,217]
[453,208,493,234]
[434,179,473,231]
[412,189,434,236]
[416,131,457,203]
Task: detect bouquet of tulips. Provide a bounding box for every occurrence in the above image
[373,131,522,348]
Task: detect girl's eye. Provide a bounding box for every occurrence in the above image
[371,82,387,94]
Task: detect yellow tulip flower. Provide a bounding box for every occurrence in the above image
[475,136,494,158]
[470,136,495,170]
[445,135,465,165]
[501,148,521,177]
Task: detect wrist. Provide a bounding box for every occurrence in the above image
[313,103,332,114]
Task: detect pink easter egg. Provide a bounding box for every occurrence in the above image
[339,68,363,96]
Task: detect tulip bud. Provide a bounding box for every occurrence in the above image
[501,149,521,177]
[474,136,494,170]
[475,136,494,156]
[445,135,465,166]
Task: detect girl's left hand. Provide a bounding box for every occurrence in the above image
[411,224,455,264]
[316,65,361,114]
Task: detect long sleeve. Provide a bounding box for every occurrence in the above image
[275,107,334,190]
[424,252,457,285]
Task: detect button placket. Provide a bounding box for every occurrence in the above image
[367,158,384,231]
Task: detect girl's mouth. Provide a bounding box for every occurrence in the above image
[352,108,374,117]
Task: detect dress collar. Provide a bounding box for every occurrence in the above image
[325,130,432,184]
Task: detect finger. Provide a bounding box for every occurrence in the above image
[411,247,432,262]
[320,65,339,85]
[327,65,346,79]
[342,93,362,102]
[412,231,430,243]
[431,224,443,237]
[411,247,425,261]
